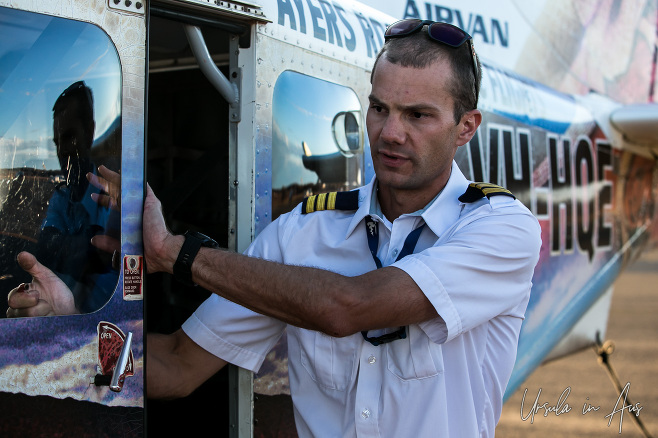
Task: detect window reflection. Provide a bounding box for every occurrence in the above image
[0,7,122,316]
[272,71,364,219]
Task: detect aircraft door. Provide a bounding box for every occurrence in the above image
[0,1,146,436]
[144,3,255,435]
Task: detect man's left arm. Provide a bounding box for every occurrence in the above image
[144,186,541,339]
[144,185,437,338]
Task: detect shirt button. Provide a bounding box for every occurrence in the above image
[361,409,371,419]
[392,249,399,257]
[368,355,376,364]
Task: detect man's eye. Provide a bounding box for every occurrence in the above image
[412,112,425,119]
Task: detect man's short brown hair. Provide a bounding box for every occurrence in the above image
[371,28,481,125]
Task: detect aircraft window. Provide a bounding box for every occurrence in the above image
[0,7,122,317]
[272,71,364,219]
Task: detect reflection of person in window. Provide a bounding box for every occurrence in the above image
[7,81,118,316]
[6,165,120,317]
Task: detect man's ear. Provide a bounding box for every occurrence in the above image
[456,109,482,146]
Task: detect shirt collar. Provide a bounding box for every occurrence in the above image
[345,161,469,239]
[420,161,468,237]
[345,178,377,238]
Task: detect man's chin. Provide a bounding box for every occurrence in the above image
[374,163,409,180]
[376,175,416,192]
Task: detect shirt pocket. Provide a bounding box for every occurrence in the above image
[298,329,358,391]
[386,325,443,381]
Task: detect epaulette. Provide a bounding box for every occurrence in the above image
[458,182,516,203]
[301,190,359,214]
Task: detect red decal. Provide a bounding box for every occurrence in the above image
[97,321,135,377]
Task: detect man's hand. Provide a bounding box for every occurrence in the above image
[88,165,121,211]
[143,184,183,274]
[91,234,121,270]
[6,252,78,317]
[87,166,122,269]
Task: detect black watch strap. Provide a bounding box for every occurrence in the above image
[173,231,219,286]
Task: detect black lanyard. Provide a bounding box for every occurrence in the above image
[362,215,425,346]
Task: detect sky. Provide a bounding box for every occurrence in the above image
[0,6,121,171]
[272,70,362,189]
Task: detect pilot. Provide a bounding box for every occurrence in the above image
[6,82,119,316]
[145,20,541,437]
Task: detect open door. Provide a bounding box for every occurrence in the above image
[144,1,265,436]
[0,1,146,436]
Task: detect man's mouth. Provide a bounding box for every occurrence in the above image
[379,150,408,167]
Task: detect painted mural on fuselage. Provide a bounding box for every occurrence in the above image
[267,0,654,269]
[257,0,658,400]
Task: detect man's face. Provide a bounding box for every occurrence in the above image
[53,99,93,188]
[367,57,471,200]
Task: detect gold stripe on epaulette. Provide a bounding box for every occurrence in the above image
[302,190,360,214]
[477,183,513,197]
[317,193,327,211]
[459,182,516,203]
[305,195,317,213]
[327,192,337,210]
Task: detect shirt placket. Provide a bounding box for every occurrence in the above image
[353,216,417,437]
[384,219,416,266]
[354,341,384,437]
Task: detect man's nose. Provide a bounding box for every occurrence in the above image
[379,114,406,144]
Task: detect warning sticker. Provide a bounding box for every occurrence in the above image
[123,255,143,301]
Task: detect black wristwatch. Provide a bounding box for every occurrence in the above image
[173,230,219,286]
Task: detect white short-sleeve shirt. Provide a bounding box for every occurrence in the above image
[182,162,542,437]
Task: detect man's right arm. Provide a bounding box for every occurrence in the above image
[147,329,227,399]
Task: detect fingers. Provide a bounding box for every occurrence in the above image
[144,184,166,230]
[7,283,38,307]
[16,251,39,274]
[97,165,121,185]
[91,235,121,255]
[6,283,52,318]
[7,300,54,317]
[87,171,105,192]
[8,255,50,318]
[87,166,120,211]
[145,183,159,206]
[87,166,120,192]
[16,251,58,283]
[11,253,78,317]
[90,192,117,210]
[143,183,176,274]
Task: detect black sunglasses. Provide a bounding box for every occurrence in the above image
[384,19,479,84]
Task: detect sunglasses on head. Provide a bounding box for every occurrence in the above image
[384,19,479,84]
